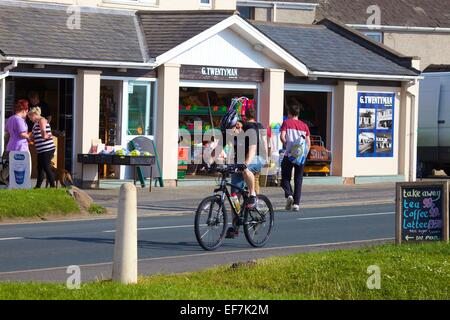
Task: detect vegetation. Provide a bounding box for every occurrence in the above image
[0,243,448,300]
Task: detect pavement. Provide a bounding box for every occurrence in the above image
[84,182,396,218]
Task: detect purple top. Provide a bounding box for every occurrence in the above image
[5,114,29,152]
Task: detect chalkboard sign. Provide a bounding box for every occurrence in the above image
[396,182,449,244]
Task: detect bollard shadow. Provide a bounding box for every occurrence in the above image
[24,236,205,252]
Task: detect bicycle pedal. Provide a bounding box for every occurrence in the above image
[226,227,239,239]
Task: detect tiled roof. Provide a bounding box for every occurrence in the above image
[0,1,145,62]
[316,0,450,28]
[424,65,450,73]
[247,0,319,3]
[252,20,419,76]
[138,10,235,59]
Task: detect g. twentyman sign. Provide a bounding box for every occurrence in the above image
[180,65,264,82]
[201,67,238,78]
[357,92,395,158]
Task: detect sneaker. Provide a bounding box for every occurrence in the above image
[285,196,294,211]
[246,195,258,209]
[226,227,238,239]
[292,204,300,212]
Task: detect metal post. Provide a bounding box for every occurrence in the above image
[112,183,138,284]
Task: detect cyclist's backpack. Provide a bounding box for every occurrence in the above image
[288,134,308,166]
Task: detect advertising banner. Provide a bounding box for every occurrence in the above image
[357,92,395,158]
[9,151,32,189]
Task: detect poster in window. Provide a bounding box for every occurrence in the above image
[357,92,395,158]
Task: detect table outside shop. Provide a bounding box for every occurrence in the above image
[77,154,156,191]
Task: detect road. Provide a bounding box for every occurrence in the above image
[0,203,395,282]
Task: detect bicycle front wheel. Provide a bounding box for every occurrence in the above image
[243,195,274,247]
[194,195,228,251]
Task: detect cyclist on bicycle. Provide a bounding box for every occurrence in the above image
[220,107,265,209]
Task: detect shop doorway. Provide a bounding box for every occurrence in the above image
[3,76,74,172]
[284,91,329,146]
[98,80,122,179]
[284,90,333,176]
[178,86,257,178]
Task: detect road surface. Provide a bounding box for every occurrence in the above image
[0,203,395,282]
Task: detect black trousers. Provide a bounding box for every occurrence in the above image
[36,149,55,188]
[280,157,305,206]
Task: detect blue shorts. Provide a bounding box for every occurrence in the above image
[231,156,265,194]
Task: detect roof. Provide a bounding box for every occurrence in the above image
[241,0,319,3]
[252,20,420,76]
[424,65,450,73]
[0,1,145,62]
[138,10,235,59]
[316,0,450,28]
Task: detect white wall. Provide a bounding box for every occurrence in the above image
[333,81,402,178]
[352,86,401,176]
[171,29,280,69]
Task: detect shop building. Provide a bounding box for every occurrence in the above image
[0,1,421,187]
[0,1,155,186]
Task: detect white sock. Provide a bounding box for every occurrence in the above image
[251,192,256,197]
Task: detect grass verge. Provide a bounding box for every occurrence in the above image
[88,203,107,215]
[0,189,80,220]
[0,242,448,300]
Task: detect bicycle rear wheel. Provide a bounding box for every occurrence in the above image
[194,195,228,251]
[243,195,274,247]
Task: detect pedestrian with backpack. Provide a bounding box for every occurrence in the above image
[280,103,311,212]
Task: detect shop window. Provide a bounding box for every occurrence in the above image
[127,81,154,136]
[237,6,255,20]
[364,32,383,43]
[179,87,257,177]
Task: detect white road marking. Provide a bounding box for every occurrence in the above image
[0,237,24,241]
[297,212,395,221]
[0,238,395,276]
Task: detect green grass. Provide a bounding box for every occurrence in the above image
[88,203,107,215]
[0,242,448,300]
[0,189,80,219]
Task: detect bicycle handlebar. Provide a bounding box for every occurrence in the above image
[215,164,247,174]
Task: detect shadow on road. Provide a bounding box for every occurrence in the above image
[24,236,205,252]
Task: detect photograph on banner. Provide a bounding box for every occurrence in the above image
[376,108,393,130]
[376,133,393,155]
[357,92,395,158]
[358,132,375,155]
[358,108,376,130]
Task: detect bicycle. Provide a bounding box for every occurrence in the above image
[194,164,274,251]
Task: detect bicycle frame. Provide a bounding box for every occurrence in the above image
[213,172,249,218]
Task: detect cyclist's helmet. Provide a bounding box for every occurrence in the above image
[220,108,238,133]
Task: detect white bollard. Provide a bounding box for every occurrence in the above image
[112,183,138,284]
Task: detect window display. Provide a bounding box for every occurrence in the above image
[178,87,257,177]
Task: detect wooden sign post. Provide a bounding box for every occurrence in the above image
[396,181,449,244]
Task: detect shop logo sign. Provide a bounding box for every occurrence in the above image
[14,154,25,161]
[201,67,238,79]
[359,95,393,107]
